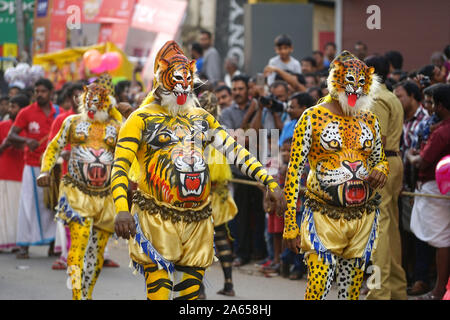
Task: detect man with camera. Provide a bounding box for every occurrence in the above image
[249,80,290,133]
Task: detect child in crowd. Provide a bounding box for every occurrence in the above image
[265,34,302,86]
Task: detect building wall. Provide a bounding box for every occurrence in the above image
[313,3,335,51]
[341,0,450,71]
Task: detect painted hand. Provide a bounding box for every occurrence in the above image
[266,185,287,217]
[36,172,51,187]
[284,236,301,254]
[114,211,136,240]
[366,169,387,189]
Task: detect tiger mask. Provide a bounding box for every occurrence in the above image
[327,50,380,116]
[152,41,198,116]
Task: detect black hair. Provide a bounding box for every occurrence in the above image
[35,78,54,91]
[394,81,423,102]
[231,74,249,88]
[313,50,324,57]
[10,94,30,108]
[270,80,289,92]
[324,42,336,49]
[290,92,315,108]
[274,34,293,47]
[214,85,231,95]
[115,80,131,97]
[200,29,212,39]
[423,83,443,97]
[0,95,9,103]
[307,86,324,100]
[355,41,367,49]
[418,64,436,79]
[385,51,403,70]
[432,84,450,110]
[444,45,450,60]
[65,82,84,98]
[365,55,390,83]
[191,42,203,55]
[301,56,317,68]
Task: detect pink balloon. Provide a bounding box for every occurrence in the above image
[90,63,107,74]
[101,52,122,71]
[436,155,450,195]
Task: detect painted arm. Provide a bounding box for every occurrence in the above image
[369,118,389,175]
[283,111,313,240]
[40,116,73,174]
[111,112,142,214]
[206,112,278,191]
[36,116,73,187]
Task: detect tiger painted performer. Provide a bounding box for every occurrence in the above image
[283,50,389,300]
[37,83,122,300]
[112,41,285,300]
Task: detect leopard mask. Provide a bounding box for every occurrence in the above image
[327,50,380,116]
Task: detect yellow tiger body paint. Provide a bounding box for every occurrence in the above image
[111,41,278,300]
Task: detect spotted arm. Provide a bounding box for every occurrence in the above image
[283,110,313,239]
[40,115,74,174]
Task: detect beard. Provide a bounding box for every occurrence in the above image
[336,91,371,116]
[158,89,198,117]
[80,109,109,122]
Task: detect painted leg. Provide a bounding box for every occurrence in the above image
[67,219,92,300]
[304,252,336,300]
[83,227,111,299]
[336,257,365,300]
[173,265,205,300]
[144,264,173,300]
[214,224,234,292]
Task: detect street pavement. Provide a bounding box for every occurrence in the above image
[0,238,341,300]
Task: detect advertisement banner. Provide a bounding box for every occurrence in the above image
[0,0,35,46]
[52,0,134,24]
[131,0,187,35]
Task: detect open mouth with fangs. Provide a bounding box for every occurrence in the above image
[173,91,188,105]
[337,180,367,206]
[178,171,206,198]
[83,163,110,187]
[345,91,361,107]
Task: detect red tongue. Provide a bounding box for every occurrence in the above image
[348,94,357,107]
[177,94,187,105]
[88,110,95,119]
[185,175,200,190]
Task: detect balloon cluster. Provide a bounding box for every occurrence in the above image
[83,50,123,74]
[436,155,450,195]
[4,63,45,89]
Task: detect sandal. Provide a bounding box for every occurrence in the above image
[103,259,120,268]
[16,247,29,259]
[415,291,443,300]
[52,258,67,270]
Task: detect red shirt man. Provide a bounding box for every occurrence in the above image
[13,101,58,167]
[0,119,25,181]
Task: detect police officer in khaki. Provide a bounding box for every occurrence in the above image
[365,56,408,300]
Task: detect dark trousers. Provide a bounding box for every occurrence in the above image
[229,179,266,261]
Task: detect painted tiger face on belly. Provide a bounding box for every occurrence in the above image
[306,109,379,207]
[139,113,211,208]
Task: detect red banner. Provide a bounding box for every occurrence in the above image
[52,0,135,24]
[48,20,67,52]
[131,0,187,35]
[98,23,129,50]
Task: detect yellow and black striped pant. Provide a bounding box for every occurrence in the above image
[144,264,205,300]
